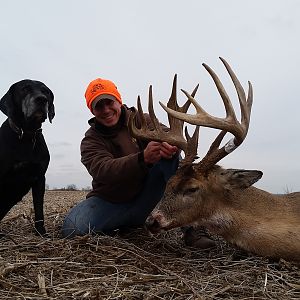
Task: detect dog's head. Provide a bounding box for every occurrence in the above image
[0,79,55,130]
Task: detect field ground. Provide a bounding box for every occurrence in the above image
[0,191,299,299]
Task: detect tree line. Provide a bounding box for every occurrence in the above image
[45,184,91,191]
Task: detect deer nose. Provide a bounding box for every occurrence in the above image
[145,215,162,234]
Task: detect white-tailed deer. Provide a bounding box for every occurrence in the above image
[129,57,300,262]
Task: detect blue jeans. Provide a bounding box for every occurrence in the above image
[61,157,179,238]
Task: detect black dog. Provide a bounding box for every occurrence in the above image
[0,79,54,235]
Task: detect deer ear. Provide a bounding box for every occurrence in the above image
[221,168,263,190]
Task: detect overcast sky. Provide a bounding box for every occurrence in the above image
[0,1,299,193]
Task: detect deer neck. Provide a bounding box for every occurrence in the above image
[196,187,276,234]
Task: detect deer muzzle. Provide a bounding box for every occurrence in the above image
[145,210,173,234]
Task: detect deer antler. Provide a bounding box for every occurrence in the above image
[160,57,253,171]
[128,75,200,164]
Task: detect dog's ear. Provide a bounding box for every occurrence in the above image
[47,89,55,123]
[0,86,14,117]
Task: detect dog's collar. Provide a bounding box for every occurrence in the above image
[8,119,24,139]
[8,118,42,142]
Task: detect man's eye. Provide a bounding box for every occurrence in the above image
[103,99,114,105]
[97,99,114,109]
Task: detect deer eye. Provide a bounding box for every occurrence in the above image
[184,187,199,196]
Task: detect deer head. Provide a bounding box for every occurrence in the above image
[129,57,258,233]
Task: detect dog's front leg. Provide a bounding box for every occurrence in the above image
[32,176,46,235]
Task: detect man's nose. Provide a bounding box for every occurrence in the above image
[99,103,111,112]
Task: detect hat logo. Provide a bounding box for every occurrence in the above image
[91,83,105,95]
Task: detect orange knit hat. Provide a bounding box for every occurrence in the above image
[85,78,122,111]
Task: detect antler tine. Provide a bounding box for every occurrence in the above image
[164,74,199,134]
[128,94,159,141]
[165,74,200,165]
[180,126,200,166]
[220,57,253,131]
[163,75,200,162]
[137,95,147,129]
[148,85,161,131]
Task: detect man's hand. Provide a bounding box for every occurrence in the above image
[143,141,178,165]
[143,141,161,165]
[160,142,178,159]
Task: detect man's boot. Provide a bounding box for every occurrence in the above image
[182,226,216,249]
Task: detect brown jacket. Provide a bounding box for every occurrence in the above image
[81,105,153,203]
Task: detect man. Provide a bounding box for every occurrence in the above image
[61,78,215,248]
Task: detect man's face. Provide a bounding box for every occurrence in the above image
[92,98,122,127]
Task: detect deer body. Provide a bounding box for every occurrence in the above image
[130,57,300,262]
[149,165,300,261]
[223,190,300,261]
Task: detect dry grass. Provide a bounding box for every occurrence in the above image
[0,191,299,300]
